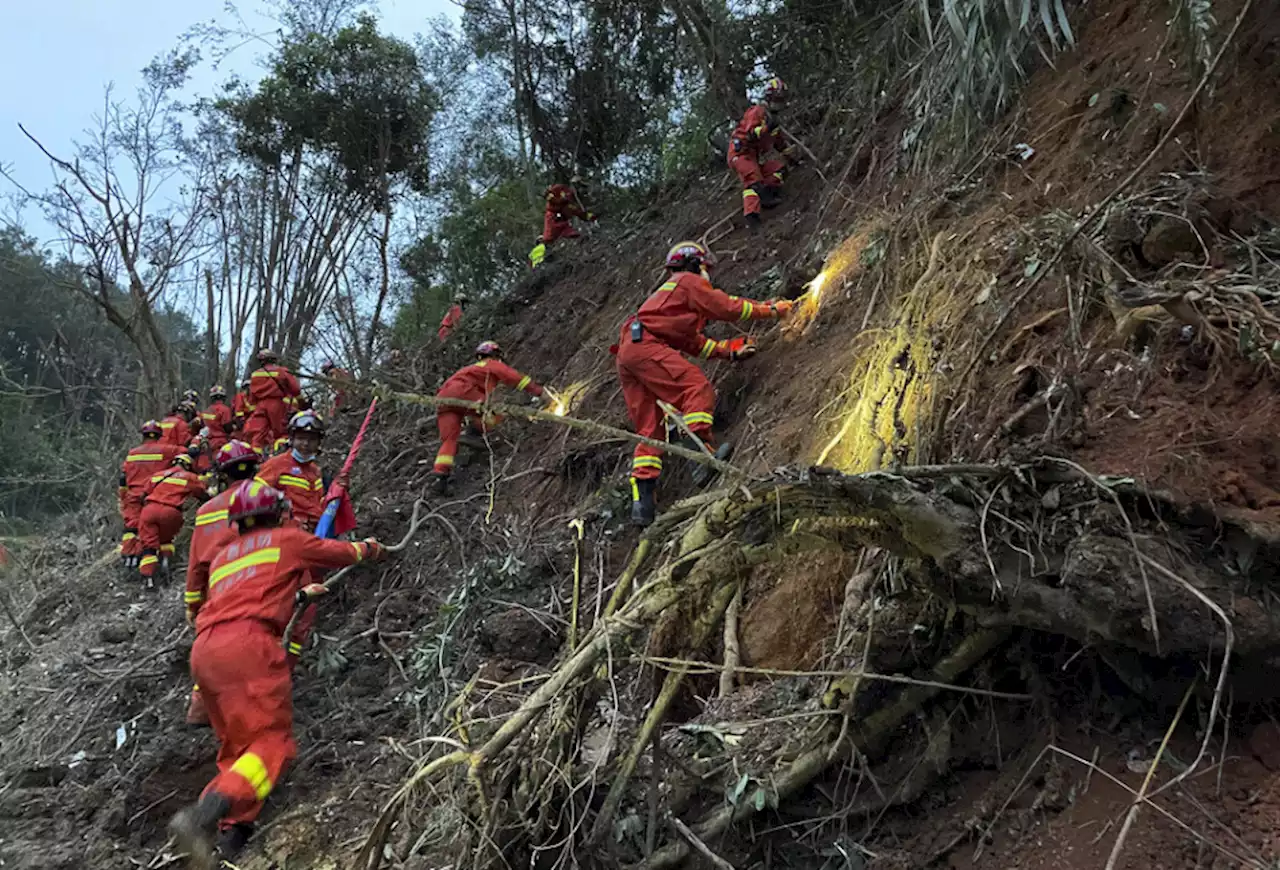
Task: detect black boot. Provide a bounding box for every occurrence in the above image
[630,477,657,527]
[168,792,230,870]
[745,212,761,231]
[691,442,734,488]
[760,185,782,209]
[215,822,253,862]
[457,424,489,451]
[432,472,453,496]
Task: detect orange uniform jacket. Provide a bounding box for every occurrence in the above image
[201,401,234,449]
[438,305,463,342]
[256,453,325,531]
[437,359,544,404]
[729,105,784,161]
[633,272,779,359]
[545,184,586,220]
[121,442,186,498]
[196,528,375,636]
[159,414,191,447]
[249,364,301,407]
[185,488,238,616]
[143,466,209,510]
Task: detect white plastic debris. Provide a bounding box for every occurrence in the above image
[115,724,128,750]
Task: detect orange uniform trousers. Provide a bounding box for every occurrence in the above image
[192,622,295,829]
[729,153,784,216]
[243,398,290,452]
[616,337,716,481]
[433,409,499,475]
[543,211,580,243]
[120,495,144,558]
[138,503,184,578]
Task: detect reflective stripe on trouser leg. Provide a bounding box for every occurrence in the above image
[435,408,463,475]
[742,187,761,216]
[139,551,159,577]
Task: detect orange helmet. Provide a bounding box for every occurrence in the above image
[664,241,716,272]
[228,480,288,526]
[475,340,502,359]
[140,420,163,439]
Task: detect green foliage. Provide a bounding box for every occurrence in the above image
[0,229,201,521]
[219,14,438,202]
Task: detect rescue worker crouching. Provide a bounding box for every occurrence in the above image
[167,481,386,867]
[138,452,210,585]
[432,341,549,496]
[543,180,598,243]
[183,440,262,728]
[201,385,234,451]
[728,77,798,229]
[119,420,185,570]
[615,241,793,525]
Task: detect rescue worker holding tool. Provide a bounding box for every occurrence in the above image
[119,421,185,570]
[528,235,547,269]
[614,241,793,525]
[543,180,597,243]
[729,77,797,229]
[183,440,261,727]
[167,481,386,868]
[437,295,468,343]
[138,452,209,584]
[201,386,235,451]
[432,341,548,496]
[243,349,302,453]
[159,402,195,447]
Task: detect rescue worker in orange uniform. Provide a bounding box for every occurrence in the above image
[243,349,301,453]
[168,481,386,866]
[616,241,793,524]
[232,380,252,429]
[139,452,209,583]
[184,440,261,727]
[319,360,353,416]
[200,385,235,452]
[728,77,795,228]
[543,182,597,243]
[437,295,468,342]
[159,401,197,447]
[432,341,547,495]
[189,437,213,475]
[255,411,328,533]
[119,421,185,569]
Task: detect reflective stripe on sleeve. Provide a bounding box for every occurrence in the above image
[658,281,677,292]
[699,339,716,359]
[683,412,714,427]
[516,375,531,391]
[195,509,229,526]
[287,642,303,656]
[736,298,753,320]
[632,456,663,471]
[183,591,203,604]
[126,454,165,462]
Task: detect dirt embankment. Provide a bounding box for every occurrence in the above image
[4,0,1280,868]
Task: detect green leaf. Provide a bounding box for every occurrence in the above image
[753,788,767,811]
[728,772,750,806]
[1153,102,1168,114]
[1088,92,1100,107]
[1023,258,1041,277]
[1054,0,1075,44]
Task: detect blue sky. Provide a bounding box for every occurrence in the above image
[0,0,455,244]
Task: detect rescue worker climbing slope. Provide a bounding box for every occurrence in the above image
[119,421,185,570]
[432,341,547,495]
[254,411,339,663]
[319,361,353,416]
[139,452,209,583]
[200,386,235,451]
[438,296,468,342]
[615,241,793,525]
[543,181,597,243]
[168,481,386,867]
[243,349,301,453]
[184,440,261,727]
[232,380,252,429]
[729,77,795,228]
[159,402,196,447]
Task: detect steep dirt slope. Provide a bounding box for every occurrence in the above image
[4,0,1280,868]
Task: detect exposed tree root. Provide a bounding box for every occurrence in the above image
[358,459,1269,870]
